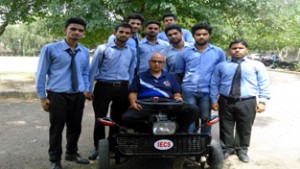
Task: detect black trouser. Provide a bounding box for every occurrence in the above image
[92,81,129,149]
[47,91,85,162]
[218,95,257,153]
[122,104,199,133]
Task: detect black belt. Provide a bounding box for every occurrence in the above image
[97,80,128,87]
[220,95,256,102]
[46,90,82,95]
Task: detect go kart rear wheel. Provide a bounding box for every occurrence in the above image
[98,139,110,169]
[207,139,223,169]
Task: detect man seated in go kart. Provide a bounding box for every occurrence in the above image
[122,53,199,133]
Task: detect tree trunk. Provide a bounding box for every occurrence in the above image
[0,20,9,37]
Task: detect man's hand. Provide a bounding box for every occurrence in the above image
[211,103,219,111]
[84,92,94,101]
[256,103,266,113]
[173,96,183,101]
[40,98,50,112]
[173,93,183,101]
[130,102,142,111]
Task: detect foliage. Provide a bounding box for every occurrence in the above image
[0,0,48,36]
[1,0,300,53]
[0,23,55,56]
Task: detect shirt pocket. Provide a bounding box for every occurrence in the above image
[242,66,256,81]
[51,52,70,70]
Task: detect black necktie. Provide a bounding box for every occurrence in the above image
[66,49,79,91]
[229,60,242,98]
[133,35,140,74]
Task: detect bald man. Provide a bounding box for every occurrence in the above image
[122,53,198,133]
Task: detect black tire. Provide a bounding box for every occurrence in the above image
[279,64,287,69]
[288,64,298,71]
[207,139,223,169]
[263,60,272,66]
[98,139,110,169]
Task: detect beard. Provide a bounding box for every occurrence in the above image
[147,33,158,38]
[116,37,128,43]
[132,28,138,33]
[171,38,182,45]
[69,35,82,41]
[196,40,208,46]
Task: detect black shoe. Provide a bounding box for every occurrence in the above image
[50,161,62,169]
[223,150,234,159]
[65,153,90,164]
[88,149,98,160]
[237,151,250,163]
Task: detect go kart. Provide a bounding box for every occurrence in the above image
[97,97,223,169]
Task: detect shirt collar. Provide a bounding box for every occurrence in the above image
[132,33,139,39]
[229,56,247,63]
[191,43,214,51]
[141,37,161,45]
[170,41,191,50]
[107,39,128,48]
[146,69,167,79]
[62,39,81,52]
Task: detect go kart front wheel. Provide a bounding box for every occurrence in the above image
[98,139,110,169]
[207,139,223,169]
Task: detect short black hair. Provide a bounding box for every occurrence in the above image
[126,13,145,24]
[191,23,212,35]
[145,20,161,27]
[229,40,249,48]
[65,17,87,29]
[114,23,133,33]
[162,13,176,21]
[164,24,182,35]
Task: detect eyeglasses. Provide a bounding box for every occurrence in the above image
[150,60,164,64]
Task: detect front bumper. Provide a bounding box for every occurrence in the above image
[114,133,211,156]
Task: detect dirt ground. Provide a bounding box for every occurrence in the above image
[220,71,300,169]
[1,97,300,169]
[1,57,300,169]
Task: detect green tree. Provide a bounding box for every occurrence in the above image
[1,0,299,52]
[0,22,55,56]
[0,0,48,37]
[42,0,279,48]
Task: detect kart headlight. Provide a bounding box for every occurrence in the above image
[153,122,176,135]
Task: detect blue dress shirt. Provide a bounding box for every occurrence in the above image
[160,42,192,73]
[210,57,271,103]
[36,40,90,98]
[176,43,226,93]
[89,40,136,92]
[138,38,169,73]
[129,70,181,99]
[158,28,195,43]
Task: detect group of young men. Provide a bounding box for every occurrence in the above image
[36,13,270,169]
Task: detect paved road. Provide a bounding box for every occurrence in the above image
[1,56,300,168]
[1,71,300,169]
[0,99,218,169]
